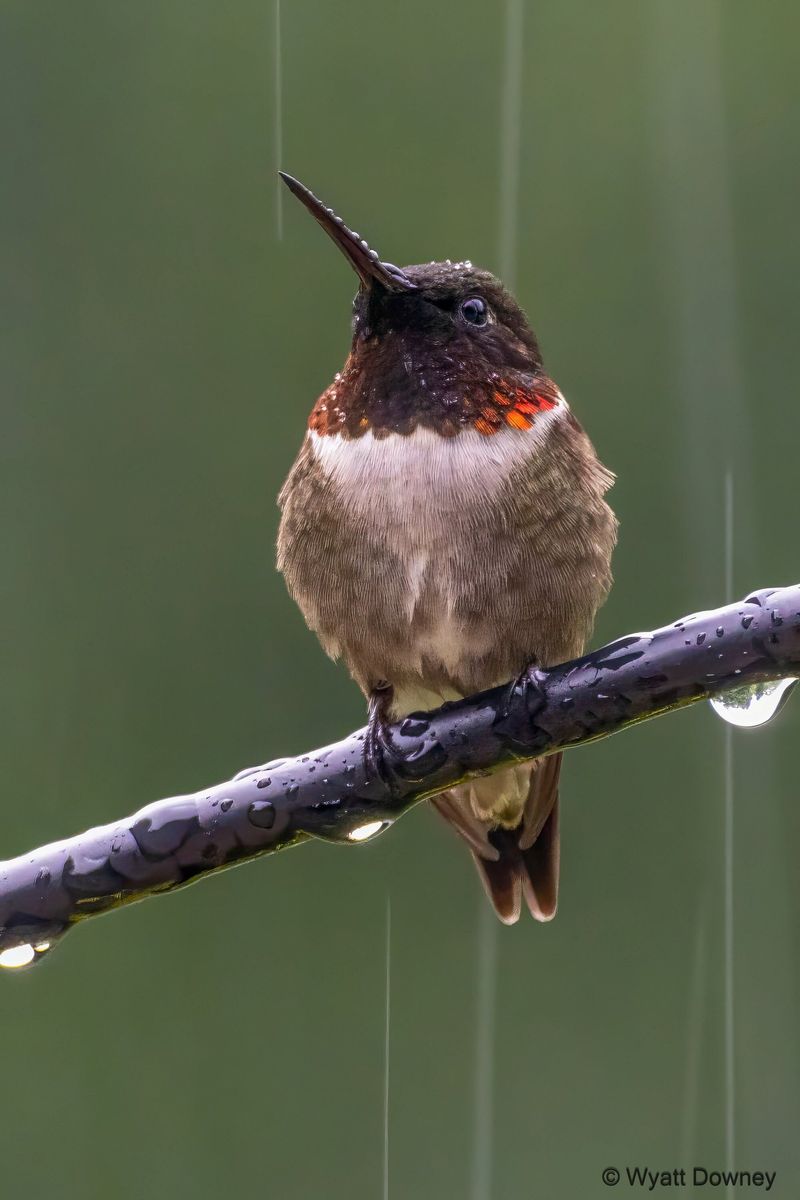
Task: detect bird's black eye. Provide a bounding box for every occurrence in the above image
[459,296,488,326]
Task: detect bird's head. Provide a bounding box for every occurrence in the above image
[280,173,556,438]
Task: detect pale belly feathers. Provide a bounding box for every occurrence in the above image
[302,403,565,714]
[278,399,615,830]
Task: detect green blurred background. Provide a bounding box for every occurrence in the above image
[1,1,798,1196]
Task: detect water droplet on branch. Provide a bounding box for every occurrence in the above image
[347,820,391,843]
[710,677,797,728]
[0,940,51,970]
[0,944,35,969]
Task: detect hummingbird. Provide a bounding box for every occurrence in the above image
[277,173,617,923]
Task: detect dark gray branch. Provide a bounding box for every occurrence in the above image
[1,584,798,968]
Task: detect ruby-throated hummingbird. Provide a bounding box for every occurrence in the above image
[277,173,617,923]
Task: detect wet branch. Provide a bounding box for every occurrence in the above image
[1,583,798,966]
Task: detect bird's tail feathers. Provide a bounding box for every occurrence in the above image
[434,753,562,924]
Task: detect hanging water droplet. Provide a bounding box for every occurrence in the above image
[710,677,797,728]
[0,944,35,969]
[0,937,57,971]
[347,820,392,843]
[0,938,54,970]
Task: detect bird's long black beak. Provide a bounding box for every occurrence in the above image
[279,172,416,292]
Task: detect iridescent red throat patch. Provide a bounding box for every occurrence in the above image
[308,367,560,439]
[473,376,559,436]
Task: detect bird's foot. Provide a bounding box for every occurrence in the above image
[502,659,538,713]
[495,659,546,743]
[363,683,398,790]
